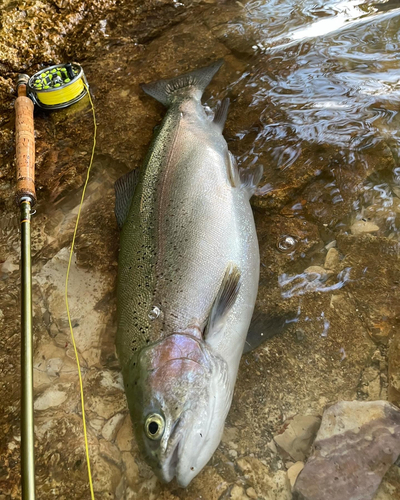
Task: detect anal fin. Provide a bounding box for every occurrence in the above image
[205,263,241,340]
[114,169,140,229]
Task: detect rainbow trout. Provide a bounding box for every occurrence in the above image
[115,60,263,487]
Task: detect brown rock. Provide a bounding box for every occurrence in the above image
[324,248,340,272]
[350,220,380,235]
[274,415,321,461]
[287,461,304,489]
[293,401,400,500]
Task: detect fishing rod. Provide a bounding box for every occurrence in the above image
[14,63,92,500]
[15,73,36,500]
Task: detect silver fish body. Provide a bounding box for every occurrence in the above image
[115,61,261,487]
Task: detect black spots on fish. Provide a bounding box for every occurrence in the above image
[200,433,203,438]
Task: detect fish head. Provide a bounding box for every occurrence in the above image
[125,333,231,487]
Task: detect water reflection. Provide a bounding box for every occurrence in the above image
[278,267,352,298]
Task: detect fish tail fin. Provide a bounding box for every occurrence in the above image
[140,59,224,106]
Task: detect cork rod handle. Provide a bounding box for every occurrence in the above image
[15,77,36,205]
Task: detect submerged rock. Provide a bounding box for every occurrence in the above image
[323,248,340,272]
[350,220,379,235]
[274,415,321,462]
[293,400,400,500]
[287,461,304,489]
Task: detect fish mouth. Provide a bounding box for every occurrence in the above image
[161,414,186,483]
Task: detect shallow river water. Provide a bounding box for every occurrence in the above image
[1,0,400,498]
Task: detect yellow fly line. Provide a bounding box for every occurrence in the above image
[36,77,84,107]
[65,82,96,500]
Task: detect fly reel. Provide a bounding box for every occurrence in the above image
[27,62,88,110]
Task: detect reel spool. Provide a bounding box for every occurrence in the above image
[27,62,88,110]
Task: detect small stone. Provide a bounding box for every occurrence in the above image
[229,449,238,458]
[246,487,257,499]
[121,451,139,488]
[267,439,277,454]
[350,220,379,235]
[287,461,304,489]
[237,458,252,474]
[229,484,247,499]
[293,401,400,500]
[304,266,329,283]
[324,248,340,271]
[222,426,239,444]
[116,415,134,451]
[102,412,125,441]
[273,414,321,461]
[34,385,69,411]
[325,240,337,250]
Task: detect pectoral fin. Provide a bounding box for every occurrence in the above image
[205,264,241,341]
[242,309,293,354]
[114,169,140,229]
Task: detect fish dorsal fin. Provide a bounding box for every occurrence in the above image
[114,169,140,229]
[141,60,223,107]
[213,98,230,131]
[205,263,241,340]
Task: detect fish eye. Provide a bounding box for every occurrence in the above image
[144,413,165,440]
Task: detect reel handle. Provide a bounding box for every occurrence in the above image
[15,74,36,206]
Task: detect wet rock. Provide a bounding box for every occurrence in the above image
[34,384,70,411]
[99,438,122,465]
[350,220,380,235]
[325,240,337,250]
[116,415,134,452]
[121,451,140,489]
[388,335,400,407]
[229,484,247,499]
[287,461,304,489]
[222,426,240,444]
[324,248,340,272]
[373,464,400,500]
[360,366,382,400]
[235,457,291,500]
[274,415,321,461]
[102,412,125,441]
[246,487,258,499]
[92,452,122,494]
[303,266,329,283]
[293,400,400,500]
